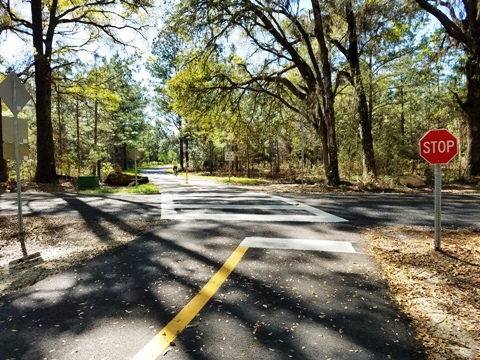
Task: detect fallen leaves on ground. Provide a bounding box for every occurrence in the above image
[0,215,163,297]
[365,227,480,360]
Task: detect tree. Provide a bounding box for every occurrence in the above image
[0,0,152,182]
[330,0,376,177]
[329,0,423,178]
[104,56,148,169]
[0,54,8,182]
[147,31,187,169]
[414,0,480,176]
[164,0,342,185]
[77,55,147,171]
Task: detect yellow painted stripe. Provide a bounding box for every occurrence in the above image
[132,245,249,359]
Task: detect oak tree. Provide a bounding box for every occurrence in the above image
[414,0,480,176]
[0,0,152,182]
[165,0,342,185]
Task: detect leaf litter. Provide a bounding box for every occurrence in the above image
[0,215,163,297]
[365,226,480,360]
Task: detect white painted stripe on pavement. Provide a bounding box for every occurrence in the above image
[161,191,348,223]
[240,237,356,253]
[163,213,346,222]
[169,204,305,210]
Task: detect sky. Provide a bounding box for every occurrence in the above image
[0,1,162,80]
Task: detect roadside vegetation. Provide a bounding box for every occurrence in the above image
[79,183,159,195]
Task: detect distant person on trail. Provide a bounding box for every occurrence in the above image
[172,159,178,175]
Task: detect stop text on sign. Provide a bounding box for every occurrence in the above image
[421,139,456,154]
[419,129,458,165]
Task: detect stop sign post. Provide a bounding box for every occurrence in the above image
[419,129,458,251]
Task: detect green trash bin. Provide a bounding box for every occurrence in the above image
[78,175,99,189]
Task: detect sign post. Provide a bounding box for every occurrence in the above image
[0,73,32,260]
[128,147,142,187]
[419,129,458,251]
[225,151,235,182]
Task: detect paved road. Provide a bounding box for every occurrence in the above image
[1,169,478,229]
[5,167,474,359]
[285,193,480,228]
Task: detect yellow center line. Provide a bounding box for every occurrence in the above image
[132,245,249,359]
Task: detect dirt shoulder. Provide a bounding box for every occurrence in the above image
[1,179,479,359]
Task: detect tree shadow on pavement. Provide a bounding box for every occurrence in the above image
[0,219,425,359]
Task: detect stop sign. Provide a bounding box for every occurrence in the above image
[419,129,458,164]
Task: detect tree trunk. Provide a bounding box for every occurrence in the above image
[122,142,127,169]
[462,54,480,176]
[32,0,56,182]
[0,106,7,182]
[57,90,63,159]
[247,138,251,178]
[185,138,189,170]
[310,102,329,177]
[345,0,376,178]
[312,0,340,186]
[209,140,214,174]
[179,136,185,171]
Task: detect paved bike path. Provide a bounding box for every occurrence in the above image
[0,168,426,359]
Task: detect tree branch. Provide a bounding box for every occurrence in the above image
[413,0,471,46]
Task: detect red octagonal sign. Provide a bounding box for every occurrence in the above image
[419,129,458,164]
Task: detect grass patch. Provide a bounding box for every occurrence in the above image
[123,165,158,176]
[185,173,261,185]
[219,177,261,185]
[80,183,159,194]
[122,183,159,194]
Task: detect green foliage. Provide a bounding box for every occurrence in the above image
[123,166,153,175]
[46,55,150,177]
[80,183,159,194]
[220,177,260,185]
[101,162,115,178]
[124,183,159,194]
[0,0,155,182]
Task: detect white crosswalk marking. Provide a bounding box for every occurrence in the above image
[241,237,356,252]
[161,188,347,223]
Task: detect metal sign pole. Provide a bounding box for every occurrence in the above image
[185,139,189,185]
[134,147,138,187]
[12,75,27,256]
[301,118,304,193]
[434,164,442,251]
[0,73,42,265]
